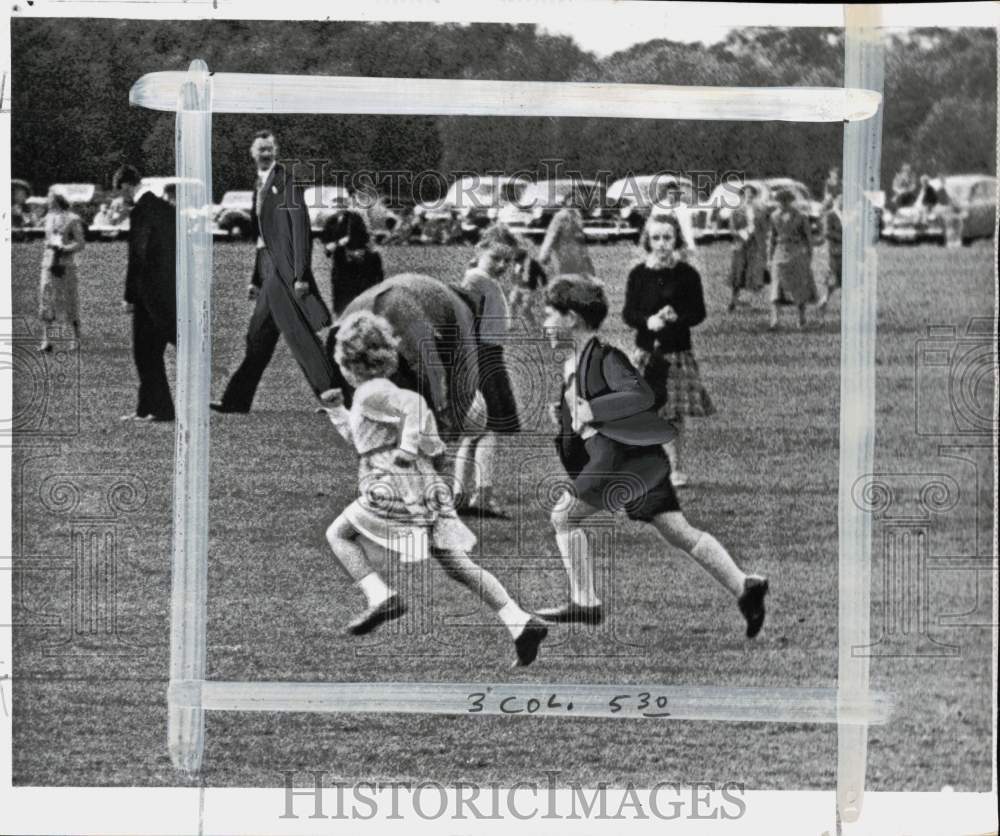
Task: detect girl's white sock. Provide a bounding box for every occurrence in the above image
[357,572,392,607]
[497,600,531,639]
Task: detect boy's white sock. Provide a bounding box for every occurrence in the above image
[689,533,745,598]
[498,600,531,638]
[555,528,601,607]
[357,572,392,607]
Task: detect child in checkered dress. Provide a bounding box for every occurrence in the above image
[622,215,715,488]
[319,310,547,665]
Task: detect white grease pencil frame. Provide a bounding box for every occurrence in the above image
[129,9,886,823]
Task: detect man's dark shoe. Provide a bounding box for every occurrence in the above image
[512,618,549,667]
[347,594,405,636]
[535,601,604,626]
[738,576,769,638]
[209,401,249,414]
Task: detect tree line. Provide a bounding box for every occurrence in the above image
[11,20,996,202]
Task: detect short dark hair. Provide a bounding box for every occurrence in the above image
[48,191,70,211]
[544,275,609,330]
[254,129,275,141]
[113,164,141,189]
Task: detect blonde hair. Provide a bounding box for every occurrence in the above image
[334,311,400,381]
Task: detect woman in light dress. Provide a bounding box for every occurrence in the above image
[38,189,85,351]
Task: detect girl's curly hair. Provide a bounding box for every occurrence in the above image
[334,310,400,381]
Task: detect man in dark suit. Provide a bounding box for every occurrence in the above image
[211,130,337,413]
[119,165,177,423]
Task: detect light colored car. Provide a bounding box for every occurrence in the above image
[607,174,703,240]
[694,177,823,240]
[414,175,529,243]
[303,185,353,235]
[496,178,628,242]
[881,174,997,245]
[89,176,197,239]
[212,190,255,239]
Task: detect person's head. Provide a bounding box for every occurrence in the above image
[775,188,797,208]
[740,183,759,202]
[542,275,609,347]
[250,130,277,171]
[474,224,519,278]
[162,184,176,206]
[640,214,682,263]
[47,189,69,212]
[333,311,400,387]
[113,164,141,202]
[919,174,930,186]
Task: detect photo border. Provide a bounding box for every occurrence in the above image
[2,2,997,834]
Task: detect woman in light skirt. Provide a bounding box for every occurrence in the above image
[38,189,85,351]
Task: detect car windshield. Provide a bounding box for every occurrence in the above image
[944,179,975,204]
[223,191,253,206]
[52,183,95,203]
[517,180,604,208]
[303,186,350,209]
[610,176,693,206]
[443,178,527,208]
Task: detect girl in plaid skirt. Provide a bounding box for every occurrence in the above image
[622,215,715,487]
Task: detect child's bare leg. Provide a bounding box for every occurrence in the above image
[471,432,498,509]
[768,301,780,330]
[664,420,687,486]
[434,548,548,664]
[451,434,478,505]
[649,511,745,596]
[648,510,768,637]
[326,512,403,634]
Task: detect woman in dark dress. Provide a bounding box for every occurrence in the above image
[321,207,384,316]
[623,215,715,488]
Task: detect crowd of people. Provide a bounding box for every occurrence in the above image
[44,131,903,667]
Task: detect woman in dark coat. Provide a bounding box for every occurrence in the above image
[321,207,385,316]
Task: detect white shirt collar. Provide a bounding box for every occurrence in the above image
[257,164,275,184]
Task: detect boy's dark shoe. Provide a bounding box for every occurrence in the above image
[738,576,769,638]
[347,594,406,636]
[512,618,549,667]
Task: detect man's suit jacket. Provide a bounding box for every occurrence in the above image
[251,163,331,331]
[124,191,176,338]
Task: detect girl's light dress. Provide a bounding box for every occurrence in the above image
[326,377,476,562]
[39,210,86,325]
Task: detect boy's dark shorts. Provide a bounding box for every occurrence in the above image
[572,433,680,521]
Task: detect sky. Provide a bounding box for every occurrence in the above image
[541,18,733,56]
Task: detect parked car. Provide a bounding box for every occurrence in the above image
[16,195,49,239]
[50,183,104,234]
[695,177,823,241]
[212,190,255,239]
[881,174,997,245]
[303,184,353,235]
[413,175,529,243]
[89,177,197,239]
[496,178,628,242]
[12,179,34,240]
[607,174,706,240]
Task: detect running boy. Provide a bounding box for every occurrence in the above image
[536,275,769,637]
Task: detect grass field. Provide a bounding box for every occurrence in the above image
[9,235,995,789]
